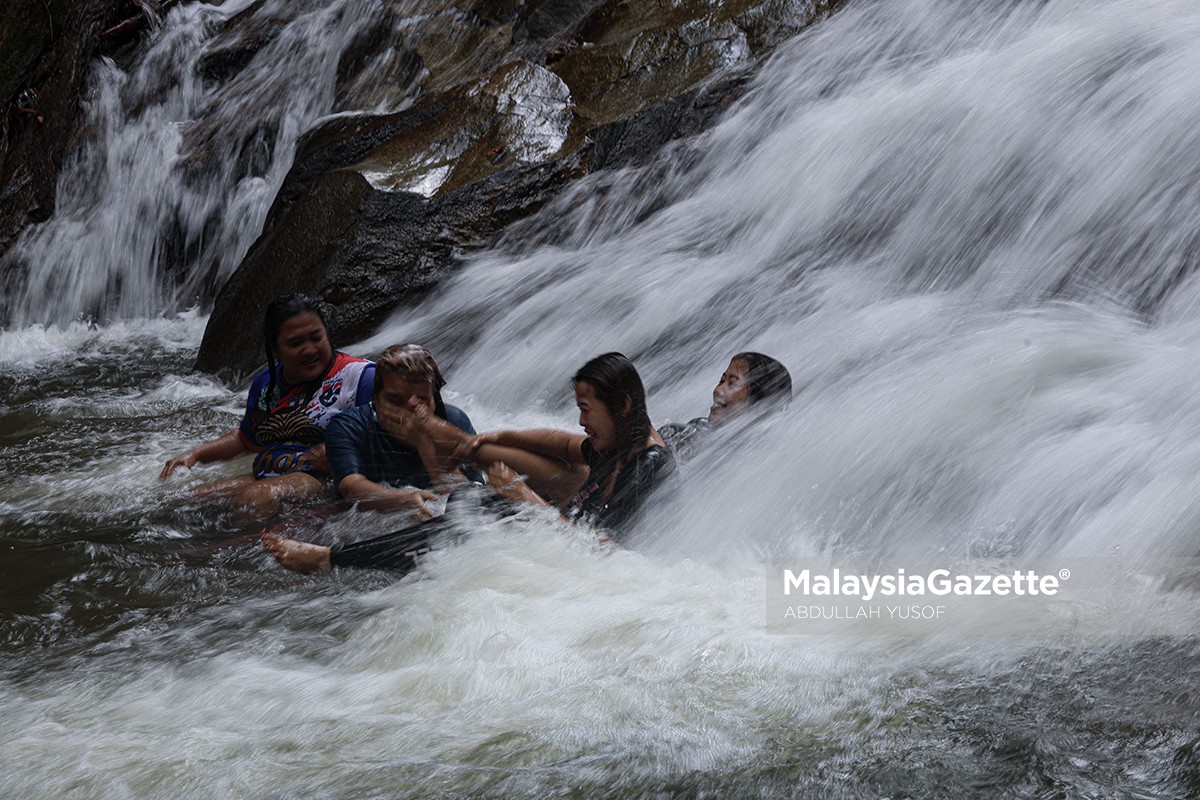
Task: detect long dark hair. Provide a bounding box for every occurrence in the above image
[374,343,449,420]
[573,352,652,476]
[262,293,331,405]
[731,351,792,409]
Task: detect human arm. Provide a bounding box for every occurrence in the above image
[404,411,589,505]
[336,473,438,520]
[486,462,563,514]
[463,431,589,507]
[326,405,444,518]
[465,428,585,466]
[160,429,252,480]
[448,427,588,506]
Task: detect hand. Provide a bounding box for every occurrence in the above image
[160,451,197,481]
[300,443,328,475]
[376,402,424,444]
[396,488,439,521]
[487,462,541,505]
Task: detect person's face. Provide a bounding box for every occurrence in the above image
[273,311,332,383]
[375,372,435,417]
[709,358,752,423]
[576,381,618,452]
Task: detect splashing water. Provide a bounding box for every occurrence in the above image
[5,0,1200,797]
[1,0,387,326]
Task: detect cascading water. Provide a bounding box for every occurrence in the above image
[0,0,390,326]
[368,0,1200,564]
[4,0,1200,797]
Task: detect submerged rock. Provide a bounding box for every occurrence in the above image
[196,0,843,378]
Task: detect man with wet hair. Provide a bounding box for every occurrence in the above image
[323,343,477,521]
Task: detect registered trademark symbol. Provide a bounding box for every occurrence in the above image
[1059,569,1070,580]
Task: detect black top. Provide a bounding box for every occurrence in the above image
[325,403,477,494]
[566,440,677,536]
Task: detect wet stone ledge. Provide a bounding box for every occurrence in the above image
[196,0,843,378]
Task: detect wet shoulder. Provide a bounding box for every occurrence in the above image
[658,417,711,461]
[444,403,476,435]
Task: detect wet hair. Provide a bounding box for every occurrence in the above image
[374,343,449,419]
[730,352,792,409]
[262,293,330,404]
[572,352,651,471]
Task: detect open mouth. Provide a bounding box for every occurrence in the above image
[297,356,323,373]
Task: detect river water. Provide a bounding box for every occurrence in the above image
[4,0,1200,797]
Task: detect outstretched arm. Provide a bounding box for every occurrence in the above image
[466,433,589,508]
[408,415,590,507]
[336,474,439,520]
[160,429,252,480]
[469,429,584,465]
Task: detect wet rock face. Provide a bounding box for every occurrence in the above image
[0,0,126,260]
[0,1,206,270]
[197,0,842,378]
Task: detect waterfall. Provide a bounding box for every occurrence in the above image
[4,1,1200,796]
[360,0,1200,562]
[1,0,385,327]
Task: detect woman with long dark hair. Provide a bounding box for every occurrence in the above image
[659,352,792,459]
[160,293,374,517]
[455,351,675,532]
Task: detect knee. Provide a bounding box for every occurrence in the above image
[235,480,278,518]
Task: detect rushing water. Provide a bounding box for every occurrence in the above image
[5,0,1200,796]
[0,0,387,326]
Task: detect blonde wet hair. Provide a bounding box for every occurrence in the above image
[374,343,448,418]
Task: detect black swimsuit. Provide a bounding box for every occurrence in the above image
[657,417,712,463]
[565,440,677,538]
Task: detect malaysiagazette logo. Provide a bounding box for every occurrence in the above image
[782,566,1065,602]
[761,558,1148,636]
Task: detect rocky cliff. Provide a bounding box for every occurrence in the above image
[0,0,172,262]
[0,0,840,376]
[194,0,841,378]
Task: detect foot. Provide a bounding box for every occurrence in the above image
[416,412,474,459]
[262,532,332,574]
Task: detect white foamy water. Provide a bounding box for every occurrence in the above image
[5,0,1200,796]
[1,0,382,327]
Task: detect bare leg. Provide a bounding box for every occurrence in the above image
[262,532,332,574]
[235,472,326,520]
[190,474,255,497]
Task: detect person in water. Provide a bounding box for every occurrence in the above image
[324,343,478,520]
[263,352,676,573]
[658,352,793,459]
[462,351,676,532]
[160,293,374,517]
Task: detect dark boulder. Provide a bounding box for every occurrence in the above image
[196,0,844,378]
